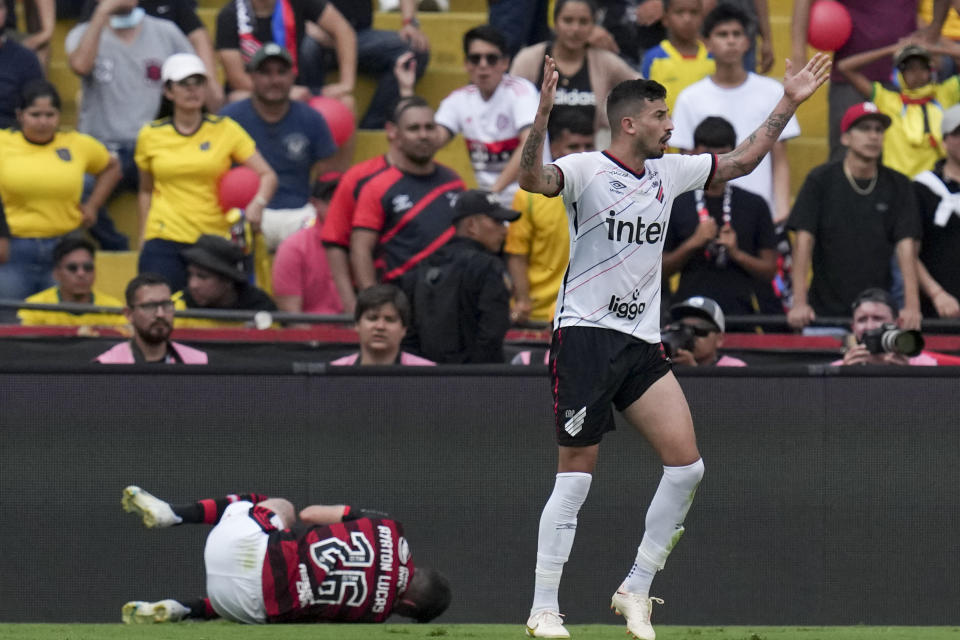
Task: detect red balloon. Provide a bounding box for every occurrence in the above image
[807,0,852,52]
[308,95,356,147]
[218,166,260,212]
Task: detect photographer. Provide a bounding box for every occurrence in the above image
[835,288,936,366]
[662,296,746,367]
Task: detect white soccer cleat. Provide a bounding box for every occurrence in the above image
[525,609,570,638]
[121,486,180,528]
[610,589,664,640]
[121,599,189,624]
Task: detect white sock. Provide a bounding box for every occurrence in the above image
[621,458,704,595]
[531,472,592,614]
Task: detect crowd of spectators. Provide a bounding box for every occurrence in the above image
[1,0,960,367]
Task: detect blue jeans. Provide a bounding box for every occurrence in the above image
[83,144,137,251]
[300,29,430,130]
[139,239,193,293]
[0,236,60,322]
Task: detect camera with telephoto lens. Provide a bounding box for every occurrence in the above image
[661,323,696,358]
[859,323,924,357]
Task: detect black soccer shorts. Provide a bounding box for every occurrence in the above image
[549,326,672,447]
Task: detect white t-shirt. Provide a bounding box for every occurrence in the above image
[435,74,539,206]
[551,150,716,343]
[670,73,800,214]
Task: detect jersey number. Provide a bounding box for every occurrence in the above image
[308,532,374,606]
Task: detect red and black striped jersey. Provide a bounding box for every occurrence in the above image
[320,155,391,248]
[352,163,465,282]
[260,516,414,623]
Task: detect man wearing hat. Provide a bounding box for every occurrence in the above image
[400,189,518,364]
[664,296,746,367]
[837,40,960,178]
[222,43,339,253]
[913,103,960,319]
[172,234,277,328]
[787,102,923,331]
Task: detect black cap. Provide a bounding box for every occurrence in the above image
[452,189,520,223]
[181,235,247,283]
[247,43,293,72]
[894,44,932,69]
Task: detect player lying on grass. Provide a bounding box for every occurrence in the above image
[120,486,451,624]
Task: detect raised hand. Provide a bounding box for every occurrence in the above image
[537,55,559,117]
[783,52,831,106]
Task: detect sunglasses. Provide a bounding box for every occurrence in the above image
[689,325,717,337]
[176,76,207,88]
[466,53,502,66]
[63,262,94,273]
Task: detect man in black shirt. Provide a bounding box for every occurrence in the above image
[913,104,960,319]
[401,189,517,364]
[787,102,922,330]
[215,0,356,103]
[664,116,779,316]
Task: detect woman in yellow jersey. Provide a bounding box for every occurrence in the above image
[0,80,121,316]
[135,53,276,293]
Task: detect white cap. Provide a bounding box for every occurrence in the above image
[670,296,726,332]
[161,53,208,83]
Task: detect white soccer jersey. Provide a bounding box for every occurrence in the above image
[552,150,716,342]
[435,74,539,205]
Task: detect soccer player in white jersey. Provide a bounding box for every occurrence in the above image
[518,53,830,639]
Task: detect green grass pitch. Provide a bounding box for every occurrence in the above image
[2,625,960,640]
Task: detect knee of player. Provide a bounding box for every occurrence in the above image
[665,457,704,485]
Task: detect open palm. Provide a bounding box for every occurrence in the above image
[783,52,831,105]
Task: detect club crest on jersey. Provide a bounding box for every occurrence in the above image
[605,212,663,245]
[608,290,646,320]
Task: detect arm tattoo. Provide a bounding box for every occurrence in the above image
[521,126,545,172]
[763,111,790,139]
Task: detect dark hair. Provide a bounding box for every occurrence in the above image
[53,232,95,267]
[19,79,62,112]
[402,568,452,623]
[702,3,752,38]
[312,174,341,202]
[548,108,595,140]
[693,116,737,150]
[553,0,597,22]
[155,81,210,120]
[387,95,431,125]
[463,24,507,57]
[851,288,897,315]
[606,79,667,136]
[125,272,172,307]
[354,284,412,327]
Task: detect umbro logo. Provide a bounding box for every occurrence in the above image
[564,406,586,436]
[392,194,413,212]
[609,180,626,190]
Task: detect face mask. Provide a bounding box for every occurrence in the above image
[110,7,145,29]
